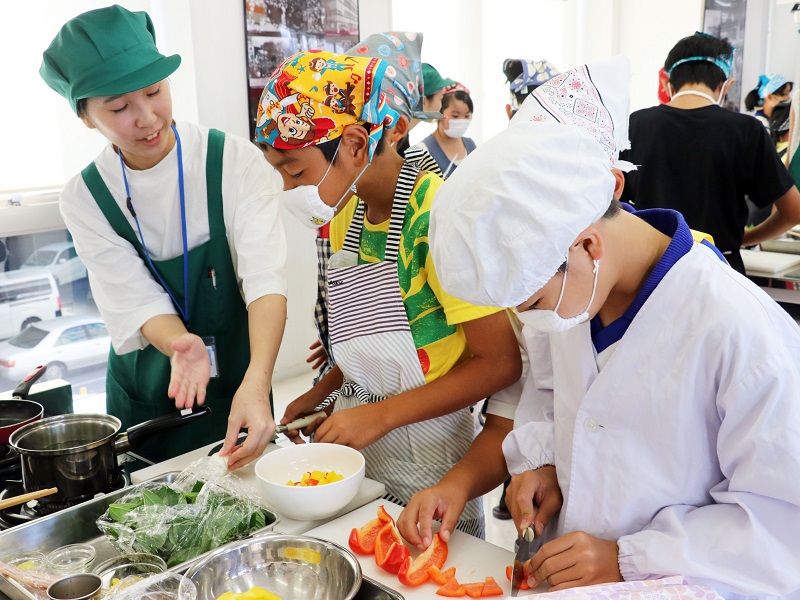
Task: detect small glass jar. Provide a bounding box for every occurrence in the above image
[45,544,96,575]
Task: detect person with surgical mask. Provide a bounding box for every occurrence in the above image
[423,52,800,598]
[415,85,476,179]
[620,32,800,274]
[255,50,521,538]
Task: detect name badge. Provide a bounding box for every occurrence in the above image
[203,336,220,378]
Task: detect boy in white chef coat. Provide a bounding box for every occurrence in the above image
[423,54,800,599]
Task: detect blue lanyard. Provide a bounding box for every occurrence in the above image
[118,123,190,326]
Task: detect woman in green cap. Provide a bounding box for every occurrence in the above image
[40,5,287,468]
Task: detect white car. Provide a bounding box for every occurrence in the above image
[0,316,110,383]
[20,242,87,287]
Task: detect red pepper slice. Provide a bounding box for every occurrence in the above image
[377,504,394,524]
[375,522,405,565]
[504,565,529,590]
[347,517,384,555]
[463,582,484,598]
[397,532,449,587]
[428,565,456,585]
[377,541,410,574]
[436,575,466,597]
[480,577,503,597]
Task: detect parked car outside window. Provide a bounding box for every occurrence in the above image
[20,241,87,287]
[0,316,110,383]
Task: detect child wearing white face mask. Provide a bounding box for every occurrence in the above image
[415,86,476,179]
[413,54,800,599]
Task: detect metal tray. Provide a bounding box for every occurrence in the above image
[0,472,280,600]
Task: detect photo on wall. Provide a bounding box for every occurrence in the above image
[244,0,360,136]
[702,0,746,112]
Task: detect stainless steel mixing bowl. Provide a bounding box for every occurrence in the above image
[182,533,362,600]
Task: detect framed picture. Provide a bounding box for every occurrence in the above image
[244,0,360,136]
[702,0,746,112]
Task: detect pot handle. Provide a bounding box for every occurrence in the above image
[12,365,47,399]
[115,406,211,453]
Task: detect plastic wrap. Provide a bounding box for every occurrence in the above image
[0,560,59,591]
[105,572,196,600]
[97,457,273,568]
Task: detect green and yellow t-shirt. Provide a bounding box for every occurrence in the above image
[330,172,500,383]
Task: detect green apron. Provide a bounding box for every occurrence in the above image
[81,129,251,463]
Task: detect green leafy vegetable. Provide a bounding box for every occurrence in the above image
[97,480,272,568]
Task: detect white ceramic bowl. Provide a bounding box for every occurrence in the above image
[255,444,365,521]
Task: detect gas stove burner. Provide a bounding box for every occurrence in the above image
[0,470,131,529]
[0,444,21,480]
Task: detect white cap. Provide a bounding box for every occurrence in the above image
[511,55,634,172]
[430,121,616,308]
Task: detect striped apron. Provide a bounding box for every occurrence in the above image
[323,161,484,537]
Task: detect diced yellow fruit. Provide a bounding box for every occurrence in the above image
[284,469,344,486]
[283,547,322,565]
[216,587,281,600]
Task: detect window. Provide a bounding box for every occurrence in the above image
[85,323,109,340]
[57,326,90,346]
[7,325,49,350]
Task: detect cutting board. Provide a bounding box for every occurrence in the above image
[304,500,516,599]
[740,249,800,274]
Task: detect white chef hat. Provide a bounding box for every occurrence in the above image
[510,55,634,172]
[430,55,632,308]
[430,122,615,307]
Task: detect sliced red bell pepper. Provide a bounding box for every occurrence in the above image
[463,582,484,598]
[377,504,394,524]
[378,541,410,574]
[428,565,456,585]
[436,575,466,597]
[480,577,503,597]
[397,532,449,586]
[347,517,383,555]
[375,522,404,564]
[504,565,530,590]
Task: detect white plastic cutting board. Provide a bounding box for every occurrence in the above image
[304,500,517,599]
[740,249,800,274]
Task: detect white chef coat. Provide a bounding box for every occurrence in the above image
[484,309,527,420]
[503,243,800,600]
[60,122,287,354]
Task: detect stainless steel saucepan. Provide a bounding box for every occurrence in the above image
[8,406,209,503]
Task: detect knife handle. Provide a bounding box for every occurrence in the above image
[275,411,327,433]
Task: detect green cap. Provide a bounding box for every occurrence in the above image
[422,63,456,96]
[40,5,181,114]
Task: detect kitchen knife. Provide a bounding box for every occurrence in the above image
[274,411,327,434]
[511,525,536,596]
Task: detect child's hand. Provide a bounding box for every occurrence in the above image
[313,403,387,449]
[397,482,468,550]
[508,466,562,536]
[526,531,621,591]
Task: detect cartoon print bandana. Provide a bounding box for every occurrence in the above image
[255,50,399,159]
[347,32,441,121]
[511,55,634,172]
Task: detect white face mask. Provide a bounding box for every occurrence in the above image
[515,257,600,333]
[443,118,471,139]
[668,79,731,107]
[281,143,367,229]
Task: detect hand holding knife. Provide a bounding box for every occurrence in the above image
[511,525,536,596]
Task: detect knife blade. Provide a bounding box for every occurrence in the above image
[511,526,536,596]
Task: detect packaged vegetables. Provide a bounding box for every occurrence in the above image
[97,459,274,568]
